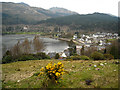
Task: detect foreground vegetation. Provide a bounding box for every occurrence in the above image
[2,59,119,88]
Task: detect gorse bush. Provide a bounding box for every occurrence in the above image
[38,62,68,83]
[91,51,104,60]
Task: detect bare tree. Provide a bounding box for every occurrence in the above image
[11,41,22,58]
[84,47,97,57]
[33,35,45,53]
[8,35,45,58]
[21,38,31,54]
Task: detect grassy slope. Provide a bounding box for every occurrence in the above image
[2,59,118,88]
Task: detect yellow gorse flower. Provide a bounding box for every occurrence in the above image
[57,62,62,65]
[61,72,64,75]
[55,72,60,76]
[61,69,64,71]
[38,72,44,76]
[38,61,68,83]
[61,64,64,67]
[58,69,61,72]
[54,63,57,66]
[40,67,44,71]
[55,80,57,83]
[53,71,56,73]
[46,65,49,69]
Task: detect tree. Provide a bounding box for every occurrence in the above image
[91,51,104,60]
[68,40,76,48]
[68,40,76,56]
[11,41,22,58]
[84,47,97,57]
[104,48,107,54]
[73,46,76,54]
[108,40,120,59]
[33,35,45,53]
[55,53,60,59]
[21,38,31,54]
[81,45,85,55]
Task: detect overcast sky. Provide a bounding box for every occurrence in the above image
[1,0,120,16]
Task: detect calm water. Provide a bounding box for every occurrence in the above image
[2,34,69,55]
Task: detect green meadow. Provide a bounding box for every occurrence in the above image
[2,59,119,88]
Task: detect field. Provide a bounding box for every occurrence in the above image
[2,59,119,88]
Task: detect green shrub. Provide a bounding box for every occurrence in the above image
[70,55,90,60]
[17,55,37,61]
[65,58,73,61]
[72,53,78,56]
[70,56,81,60]
[55,53,60,59]
[2,55,13,64]
[80,55,90,60]
[104,54,114,60]
[36,52,50,59]
[2,52,50,64]
[91,51,104,60]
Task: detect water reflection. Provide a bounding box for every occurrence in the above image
[2,34,69,55]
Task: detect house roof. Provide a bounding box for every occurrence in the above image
[61,53,67,57]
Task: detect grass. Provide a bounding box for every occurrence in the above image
[2,32,44,35]
[2,59,119,88]
[107,39,116,42]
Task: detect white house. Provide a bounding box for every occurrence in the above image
[61,53,67,58]
[76,45,82,55]
[99,40,103,46]
[23,26,28,30]
[87,40,92,43]
[85,44,90,47]
[73,34,77,39]
[93,34,98,38]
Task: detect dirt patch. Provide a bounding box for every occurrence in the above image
[4,71,35,81]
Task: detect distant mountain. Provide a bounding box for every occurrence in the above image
[18,2,30,6]
[1,2,77,25]
[38,12,118,31]
[49,7,78,16]
[2,2,50,24]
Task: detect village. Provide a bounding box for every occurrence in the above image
[47,32,119,59]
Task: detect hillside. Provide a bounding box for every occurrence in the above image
[2,2,119,32]
[1,2,77,25]
[49,7,77,16]
[38,13,118,31]
[2,59,118,88]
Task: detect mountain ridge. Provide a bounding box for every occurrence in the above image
[49,7,78,16]
[1,2,77,25]
[38,13,118,31]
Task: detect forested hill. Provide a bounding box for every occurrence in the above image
[1,2,77,25]
[38,13,118,31]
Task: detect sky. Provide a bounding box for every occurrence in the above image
[1,0,120,16]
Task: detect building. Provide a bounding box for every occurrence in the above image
[73,34,77,39]
[76,45,82,55]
